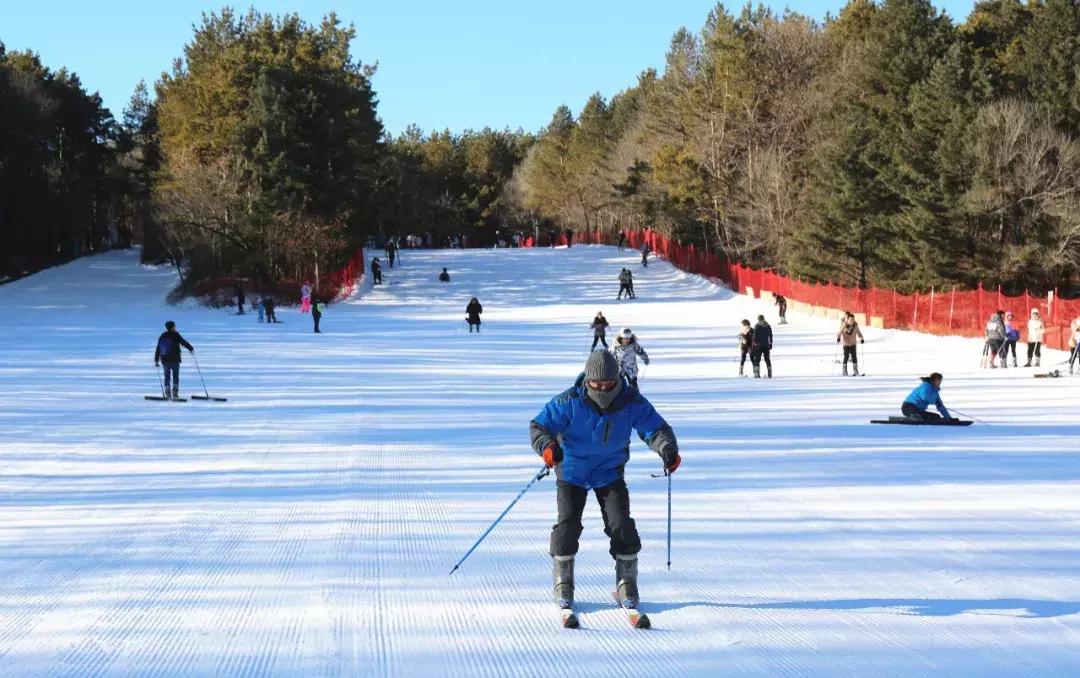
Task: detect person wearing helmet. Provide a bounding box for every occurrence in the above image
[529,350,680,615]
[611,328,649,388]
[1025,308,1045,367]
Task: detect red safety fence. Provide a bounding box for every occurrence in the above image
[536,228,1079,351]
[194,247,365,306]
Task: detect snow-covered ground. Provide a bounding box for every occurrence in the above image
[0,245,1078,676]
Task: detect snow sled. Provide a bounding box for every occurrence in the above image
[871,416,972,426]
[1034,370,1062,378]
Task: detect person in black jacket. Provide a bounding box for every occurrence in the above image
[738,319,753,377]
[371,257,383,285]
[439,267,450,282]
[154,320,194,399]
[234,281,245,315]
[264,296,279,323]
[773,293,787,324]
[750,315,773,378]
[466,297,483,332]
[590,311,609,350]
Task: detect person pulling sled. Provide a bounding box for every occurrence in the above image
[529,350,680,626]
[154,320,194,400]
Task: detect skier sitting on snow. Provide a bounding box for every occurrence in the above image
[836,311,864,376]
[438,267,450,283]
[529,350,680,613]
[611,328,649,388]
[154,320,194,400]
[902,372,951,422]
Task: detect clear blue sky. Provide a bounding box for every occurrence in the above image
[2,1,975,136]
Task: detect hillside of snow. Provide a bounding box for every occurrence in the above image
[0,246,1077,676]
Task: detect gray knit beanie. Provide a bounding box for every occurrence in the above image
[584,351,623,409]
[585,350,620,382]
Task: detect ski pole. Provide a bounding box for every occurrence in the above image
[948,408,990,425]
[449,464,550,575]
[650,468,673,570]
[156,364,166,398]
[191,351,210,399]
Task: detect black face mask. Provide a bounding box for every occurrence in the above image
[586,378,623,410]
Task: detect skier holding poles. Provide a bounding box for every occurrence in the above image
[153,320,194,400]
[738,319,752,377]
[528,350,680,628]
[836,311,864,376]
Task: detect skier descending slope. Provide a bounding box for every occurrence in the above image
[612,328,649,388]
[529,351,680,629]
[751,315,773,378]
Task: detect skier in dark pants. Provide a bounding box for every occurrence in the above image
[589,311,609,350]
[565,229,573,248]
[617,268,632,299]
[640,242,650,267]
[751,314,773,378]
[738,319,752,377]
[836,311,864,376]
[773,293,787,324]
[617,232,626,251]
[154,320,194,399]
[530,350,680,612]
[371,258,383,285]
[265,297,279,323]
[386,239,397,268]
[235,282,245,315]
[902,372,951,421]
[312,299,323,333]
[466,297,483,332]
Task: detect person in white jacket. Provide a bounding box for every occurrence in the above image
[1025,308,1045,367]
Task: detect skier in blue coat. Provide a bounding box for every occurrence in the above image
[529,350,679,612]
[902,372,951,421]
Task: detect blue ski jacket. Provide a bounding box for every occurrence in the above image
[904,381,950,418]
[530,374,677,489]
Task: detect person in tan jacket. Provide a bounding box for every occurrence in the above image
[836,311,865,376]
[1025,308,1046,367]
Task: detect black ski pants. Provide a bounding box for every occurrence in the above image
[1001,339,1017,360]
[750,346,771,370]
[618,283,630,299]
[842,345,858,367]
[739,347,749,369]
[1027,342,1042,362]
[550,478,640,559]
[591,334,608,350]
[313,312,321,333]
[902,402,941,422]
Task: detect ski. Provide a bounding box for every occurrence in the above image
[191,395,228,402]
[145,395,187,402]
[1034,370,1062,378]
[559,606,580,629]
[870,416,971,426]
[612,592,651,629]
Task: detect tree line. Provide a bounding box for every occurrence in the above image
[513,0,1080,293]
[1,8,534,288]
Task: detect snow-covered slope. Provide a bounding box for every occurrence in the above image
[0,246,1077,676]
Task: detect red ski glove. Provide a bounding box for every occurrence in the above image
[542,443,563,468]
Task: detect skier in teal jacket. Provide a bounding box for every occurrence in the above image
[902,372,951,421]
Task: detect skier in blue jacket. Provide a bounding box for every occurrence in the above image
[529,350,679,612]
[902,372,951,421]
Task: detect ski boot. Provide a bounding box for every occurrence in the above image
[753,365,761,378]
[1012,357,1018,368]
[615,554,639,609]
[1024,361,1032,368]
[738,364,744,377]
[767,366,773,378]
[553,555,574,609]
[172,389,180,400]
[852,363,860,377]
[842,363,848,376]
[1035,357,1041,367]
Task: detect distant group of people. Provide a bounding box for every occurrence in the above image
[984,308,1046,369]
